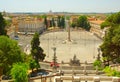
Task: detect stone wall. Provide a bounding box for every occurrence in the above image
[40,62,94,70]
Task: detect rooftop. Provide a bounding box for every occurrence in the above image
[90,20,104,25]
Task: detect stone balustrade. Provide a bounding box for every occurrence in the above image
[54,76,120,82]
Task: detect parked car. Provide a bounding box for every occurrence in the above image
[14,35,19,40]
[37,71,48,76]
[2,75,12,80]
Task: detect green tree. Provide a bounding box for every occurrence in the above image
[100,12,120,65]
[100,21,111,29]
[49,18,56,27]
[28,57,39,73]
[11,63,28,82]
[101,12,120,29]
[0,36,24,75]
[44,16,48,29]
[52,18,56,27]
[70,18,78,28]
[66,15,70,20]
[61,16,65,28]
[93,60,102,70]
[0,13,7,35]
[49,20,52,27]
[77,15,91,31]
[71,22,76,28]
[57,16,61,27]
[107,12,120,24]
[103,66,120,77]
[5,19,11,28]
[57,16,65,29]
[31,33,45,68]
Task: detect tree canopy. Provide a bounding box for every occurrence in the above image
[100,12,120,65]
[44,15,48,29]
[11,63,28,82]
[101,12,120,29]
[77,15,91,31]
[106,12,120,24]
[71,15,91,31]
[51,18,56,27]
[57,16,65,29]
[0,36,24,75]
[31,32,46,62]
[0,13,7,35]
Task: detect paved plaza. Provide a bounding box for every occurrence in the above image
[40,30,102,63]
[18,30,102,63]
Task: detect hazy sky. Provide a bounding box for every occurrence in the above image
[0,0,120,13]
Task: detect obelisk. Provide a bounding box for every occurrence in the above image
[68,21,71,42]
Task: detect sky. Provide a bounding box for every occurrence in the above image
[0,0,120,13]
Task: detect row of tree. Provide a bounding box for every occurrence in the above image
[0,13,7,35]
[100,12,120,65]
[0,13,46,82]
[101,12,120,29]
[71,15,91,31]
[10,32,45,82]
[44,15,91,31]
[0,34,45,82]
[44,15,65,29]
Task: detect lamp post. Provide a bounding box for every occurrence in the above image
[52,47,57,72]
[84,60,87,82]
[83,61,87,75]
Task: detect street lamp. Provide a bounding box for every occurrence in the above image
[52,47,57,72]
[83,60,87,75]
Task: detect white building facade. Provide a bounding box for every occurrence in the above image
[18,21,45,34]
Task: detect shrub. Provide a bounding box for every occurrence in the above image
[11,63,28,82]
[103,66,112,76]
[103,66,120,77]
[93,60,102,70]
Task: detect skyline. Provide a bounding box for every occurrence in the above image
[0,0,120,13]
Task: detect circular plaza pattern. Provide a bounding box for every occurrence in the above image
[18,30,102,63]
[40,30,102,63]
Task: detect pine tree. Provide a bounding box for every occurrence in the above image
[44,16,48,29]
[31,32,46,62]
[57,16,61,27]
[0,13,7,35]
[61,16,65,28]
[52,18,56,27]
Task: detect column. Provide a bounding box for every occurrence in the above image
[54,76,60,82]
[112,77,120,82]
[73,76,80,82]
[94,77,100,82]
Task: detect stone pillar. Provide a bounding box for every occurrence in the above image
[54,76,58,82]
[112,77,120,82]
[52,47,57,73]
[60,76,63,82]
[73,76,80,82]
[54,76,61,82]
[96,66,99,75]
[49,77,52,82]
[94,77,100,82]
[83,64,87,75]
